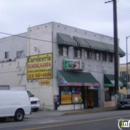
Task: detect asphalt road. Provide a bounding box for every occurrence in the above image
[1,110,130,130]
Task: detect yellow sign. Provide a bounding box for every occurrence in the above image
[27,53,52,80]
[39,79,51,86]
[61,94,72,104]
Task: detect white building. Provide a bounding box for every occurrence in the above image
[0,22,126,110]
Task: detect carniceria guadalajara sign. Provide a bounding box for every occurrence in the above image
[27,53,52,79]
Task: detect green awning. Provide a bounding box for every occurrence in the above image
[58,33,77,46]
[104,74,124,87]
[119,77,127,87]
[118,47,125,57]
[73,36,90,48]
[103,43,114,53]
[103,43,125,57]
[58,70,100,86]
[85,39,107,51]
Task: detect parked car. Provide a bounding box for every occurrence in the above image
[27,91,40,112]
[0,90,31,122]
[117,95,130,109]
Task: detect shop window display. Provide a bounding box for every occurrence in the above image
[72,87,82,103]
[60,87,72,104]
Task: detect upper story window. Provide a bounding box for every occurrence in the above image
[16,51,24,58]
[74,48,81,58]
[120,71,126,78]
[85,49,92,59]
[102,52,107,62]
[109,53,113,62]
[59,46,68,56]
[94,51,100,61]
[5,51,9,59]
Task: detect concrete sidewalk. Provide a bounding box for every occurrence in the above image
[27,107,117,118]
[65,107,117,115]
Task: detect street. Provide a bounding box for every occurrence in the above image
[0,110,130,130]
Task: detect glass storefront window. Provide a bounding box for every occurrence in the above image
[60,86,72,104]
[72,87,82,103]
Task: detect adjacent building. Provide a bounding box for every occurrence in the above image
[0,22,126,110]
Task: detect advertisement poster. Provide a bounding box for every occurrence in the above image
[63,59,84,70]
[61,94,72,104]
[27,53,52,80]
[72,94,82,103]
[61,86,72,104]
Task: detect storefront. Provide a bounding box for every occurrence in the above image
[58,70,100,109]
[104,74,127,107]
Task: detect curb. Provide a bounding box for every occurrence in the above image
[65,108,117,115]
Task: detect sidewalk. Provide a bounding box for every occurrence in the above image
[65,107,117,115]
[28,107,117,118]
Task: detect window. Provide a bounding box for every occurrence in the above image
[16,51,24,58]
[120,71,126,77]
[72,87,82,103]
[84,50,87,58]
[74,48,81,58]
[59,46,68,56]
[5,51,9,59]
[94,51,100,61]
[60,87,72,104]
[87,49,92,59]
[105,88,115,101]
[105,90,111,101]
[60,86,83,104]
[109,53,113,62]
[102,52,107,61]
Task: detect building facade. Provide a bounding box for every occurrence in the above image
[0,22,126,110]
[120,63,130,95]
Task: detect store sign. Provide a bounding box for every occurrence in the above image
[27,53,52,80]
[39,79,51,86]
[63,59,84,70]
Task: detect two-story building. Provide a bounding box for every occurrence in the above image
[0,22,126,110]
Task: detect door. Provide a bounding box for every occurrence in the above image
[87,89,94,108]
[93,89,98,107]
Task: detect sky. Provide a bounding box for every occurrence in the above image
[0,0,130,64]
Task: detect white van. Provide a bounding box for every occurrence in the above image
[0,90,31,122]
[27,91,40,111]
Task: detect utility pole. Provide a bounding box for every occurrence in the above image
[113,0,119,95]
[105,0,119,94]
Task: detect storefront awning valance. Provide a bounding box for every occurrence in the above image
[104,74,126,87]
[58,33,77,46]
[58,70,100,87]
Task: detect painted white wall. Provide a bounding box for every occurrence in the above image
[0,33,27,61]
[27,22,53,56]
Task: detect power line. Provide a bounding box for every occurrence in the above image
[0,32,51,43]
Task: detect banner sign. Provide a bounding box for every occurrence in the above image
[63,59,84,70]
[27,53,52,80]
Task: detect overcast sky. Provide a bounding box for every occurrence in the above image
[0,0,130,63]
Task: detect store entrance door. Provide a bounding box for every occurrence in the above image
[87,89,94,108]
[83,87,94,108]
